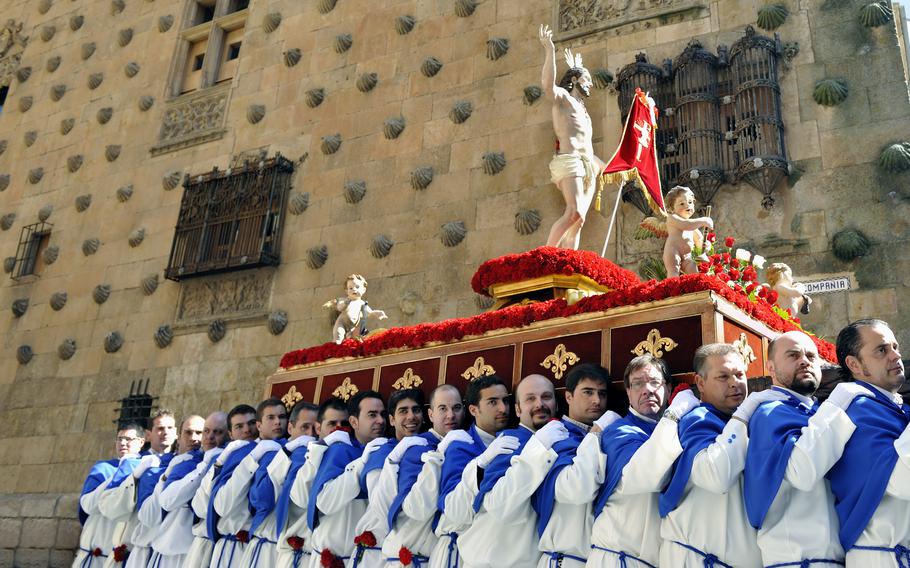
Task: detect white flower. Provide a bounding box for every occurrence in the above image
[735,248,751,262]
[752,255,766,269]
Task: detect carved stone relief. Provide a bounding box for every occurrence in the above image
[554,0,708,40]
[0,20,28,88]
[175,269,274,326]
[151,84,230,155]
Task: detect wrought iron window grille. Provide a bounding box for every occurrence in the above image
[11,221,52,280]
[165,153,294,281]
[114,378,156,429]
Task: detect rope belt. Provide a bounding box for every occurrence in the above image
[350,544,381,567]
[247,535,276,567]
[290,546,310,568]
[214,536,244,568]
[851,544,910,568]
[387,554,430,567]
[591,545,657,568]
[444,533,460,568]
[765,559,845,567]
[543,550,587,567]
[78,547,108,568]
[672,541,734,568]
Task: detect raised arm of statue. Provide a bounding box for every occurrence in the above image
[539,24,558,100]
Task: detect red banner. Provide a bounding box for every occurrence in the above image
[602,88,666,216]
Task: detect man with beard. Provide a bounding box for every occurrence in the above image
[587,355,700,568]
[827,319,910,567]
[658,344,784,567]
[458,374,567,568]
[538,24,605,250]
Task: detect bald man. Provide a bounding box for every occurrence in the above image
[458,374,568,568]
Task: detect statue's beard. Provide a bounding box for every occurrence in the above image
[577,83,591,98]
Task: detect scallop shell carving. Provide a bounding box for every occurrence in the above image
[16,66,31,83]
[42,245,58,264]
[154,325,173,348]
[97,107,113,124]
[486,38,509,61]
[474,293,495,310]
[831,228,871,262]
[306,245,328,269]
[369,234,394,259]
[16,345,33,365]
[481,151,506,175]
[305,88,325,108]
[318,0,338,14]
[81,42,96,60]
[813,78,848,106]
[141,273,159,296]
[524,85,542,105]
[263,12,282,33]
[1,213,15,229]
[11,299,28,318]
[118,28,133,47]
[124,62,140,78]
[128,228,145,248]
[158,14,174,32]
[3,257,14,273]
[247,104,266,124]
[410,166,434,190]
[449,100,473,124]
[88,72,104,90]
[283,48,302,67]
[28,167,44,184]
[60,118,75,135]
[383,116,406,140]
[208,319,226,343]
[67,155,84,173]
[38,204,53,222]
[441,221,467,247]
[0,175,8,192]
[395,15,416,35]
[288,192,310,215]
[58,338,77,360]
[92,284,112,304]
[49,291,68,311]
[75,194,92,212]
[19,96,33,112]
[592,68,614,89]
[343,180,367,204]
[267,311,289,335]
[138,95,155,111]
[41,25,56,42]
[82,238,100,256]
[46,56,62,73]
[421,57,443,77]
[50,84,67,101]
[162,171,182,190]
[333,34,353,55]
[356,72,378,92]
[24,130,37,147]
[454,0,478,17]
[70,15,84,31]
[860,1,892,26]
[0,140,5,156]
[514,208,542,235]
[105,145,121,162]
[321,134,342,155]
[117,185,134,202]
[879,142,910,173]
[104,331,124,353]
[39,0,53,15]
[757,3,788,30]
[110,0,125,15]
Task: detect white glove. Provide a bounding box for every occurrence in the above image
[668,388,701,418]
[533,421,570,449]
[119,453,140,465]
[732,389,789,424]
[477,435,520,468]
[216,440,250,466]
[363,437,389,458]
[388,436,429,464]
[438,429,473,455]
[132,454,161,479]
[250,440,282,461]
[594,410,622,431]
[166,452,195,474]
[286,435,315,452]
[202,447,223,466]
[826,382,874,411]
[322,430,352,447]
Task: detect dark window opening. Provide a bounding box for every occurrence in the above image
[0,85,8,113]
[194,2,216,25]
[228,0,250,12]
[12,222,52,279]
[116,379,155,430]
[192,53,205,71]
[227,42,242,61]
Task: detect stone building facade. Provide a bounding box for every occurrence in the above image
[0,0,907,564]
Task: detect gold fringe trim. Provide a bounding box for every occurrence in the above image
[600,168,666,217]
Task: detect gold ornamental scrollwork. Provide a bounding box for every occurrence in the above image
[392,368,423,390]
[280,385,304,410]
[732,333,757,364]
[461,357,496,381]
[540,343,580,381]
[631,329,678,358]
[332,377,359,401]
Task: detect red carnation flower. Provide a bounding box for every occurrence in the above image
[706,232,716,243]
[729,269,740,280]
[92,548,103,557]
[757,286,767,298]
[399,546,414,566]
[321,549,344,568]
[768,290,779,303]
[287,536,305,551]
[746,282,757,293]
[716,273,730,283]
[112,544,128,563]
[698,262,710,273]
[354,531,377,548]
[333,425,353,435]
[725,236,735,247]
[236,530,250,544]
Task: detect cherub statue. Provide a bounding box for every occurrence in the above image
[766,263,812,316]
[658,186,714,277]
[324,274,387,344]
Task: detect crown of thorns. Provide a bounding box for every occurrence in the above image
[563,48,584,70]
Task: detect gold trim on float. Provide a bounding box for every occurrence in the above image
[732,332,757,364]
[488,274,612,299]
[632,329,679,358]
[280,385,304,410]
[392,368,423,390]
[332,377,359,401]
[461,357,496,381]
[540,343,580,380]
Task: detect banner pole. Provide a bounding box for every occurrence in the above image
[601,180,625,258]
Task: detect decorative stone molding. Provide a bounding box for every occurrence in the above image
[421,57,443,77]
[162,171,183,190]
[208,319,226,342]
[369,235,394,258]
[0,21,28,90]
[70,15,84,31]
[75,194,92,212]
[318,0,338,14]
[757,3,788,31]
[138,95,155,111]
[305,88,324,108]
[553,0,708,40]
[105,145,122,162]
[154,325,173,348]
[11,298,28,318]
[514,209,542,235]
[288,192,309,214]
[486,38,509,60]
[60,118,74,135]
[283,48,302,67]
[24,130,37,147]
[321,134,342,155]
[357,72,378,92]
[306,245,328,269]
[117,185,134,202]
[58,338,76,360]
[449,100,472,124]
[118,28,133,47]
[82,238,100,256]
[81,42,95,60]
[334,33,353,54]
[141,273,159,295]
[395,15,416,35]
[441,221,467,247]
[97,107,113,124]
[104,331,124,353]
[813,78,848,106]
[124,61,140,78]
[46,55,61,72]
[410,166,434,190]
[267,310,288,335]
[92,284,112,304]
[42,245,58,264]
[151,84,230,155]
[175,270,274,326]
[263,12,282,33]
[158,15,174,32]
[16,345,32,365]
[383,116,406,139]
[247,104,266,123]
[343,180,367,204]
[455,0,478,17]
[49,291,67,311]
[38,204,53,222]
[481,151,506,175]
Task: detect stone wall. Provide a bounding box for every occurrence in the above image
[0,0,907,563]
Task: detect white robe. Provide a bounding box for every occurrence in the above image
[183,467,217,568]
[155,460,206,568]
[73,471,117,568]
[383,455,442,566]
[277,445,327,568]
[352,465,398,568]
[209,450,261,568]
[458,432,556,568]
[97,475,145,568]
[659,418,762,568]
[587,413,681,568]
[239,449,298,568]
[307,451,370,567]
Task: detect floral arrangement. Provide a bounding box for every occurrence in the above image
[398,546,415,566]
[471,246,640,296]
[320,549,345,568]
[353,531,377,548]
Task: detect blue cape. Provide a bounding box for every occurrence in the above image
[360,439,397,494]
[827,380,910,551]
[659,403,728,517]
[387,432,440,530]
[435,425,486,530]
[472,426,534,513]
[163,450,203,490]
[206,442,257,541]
[592,412,657,517]
[248,441,287,535]
[106,456,142,490]
[307,439,364,530]
[274,445,310,536]
[78,459,119,525]
[531,419,587,537]
[136,453,174,511]
[744,388,815,529]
